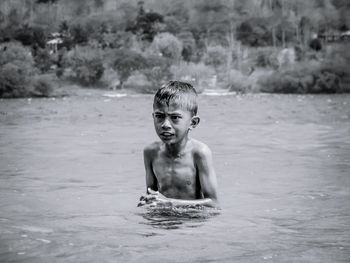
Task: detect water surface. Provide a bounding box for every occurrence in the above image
[0,93,349,262]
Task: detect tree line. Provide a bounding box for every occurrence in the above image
[0,0,349,97]
[1,0,348,47]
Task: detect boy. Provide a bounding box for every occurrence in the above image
[138,81,219,208]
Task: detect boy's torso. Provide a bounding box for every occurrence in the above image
[151,140,203,199]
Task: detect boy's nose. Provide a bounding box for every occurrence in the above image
[161,118,171,129]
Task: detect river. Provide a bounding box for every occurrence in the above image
[0,92,349,262]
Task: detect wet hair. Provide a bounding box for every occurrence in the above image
[153,81,198,116]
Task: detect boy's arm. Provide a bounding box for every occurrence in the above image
[150,190,217,207]
[143,146,158,192]
[194,144,219,207]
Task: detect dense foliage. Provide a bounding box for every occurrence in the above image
[0,42,53,97]
[63,46,104,86]
[0,0,349,97]
[258,44,350,93]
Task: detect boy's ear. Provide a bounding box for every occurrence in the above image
[190,116,200,129]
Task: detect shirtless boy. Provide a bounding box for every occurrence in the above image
[138,81,219,208]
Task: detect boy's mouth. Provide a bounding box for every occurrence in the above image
[160,132,174,138]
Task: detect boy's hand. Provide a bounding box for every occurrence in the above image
[137,194,155,207]
[137,188,172,207]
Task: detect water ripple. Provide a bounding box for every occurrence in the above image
[138,206,220,230]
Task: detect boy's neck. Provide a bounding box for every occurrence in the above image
[164,135,190,158]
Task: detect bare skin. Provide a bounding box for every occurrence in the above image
[138,102,219,208]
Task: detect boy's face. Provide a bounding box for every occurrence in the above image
[153,101,198,145]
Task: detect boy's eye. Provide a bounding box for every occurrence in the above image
[154,114,164,119]
[171,115,181,120]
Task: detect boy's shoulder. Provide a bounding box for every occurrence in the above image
[143,139,212,159]
[191,139,212,158]
[144,141,162,155]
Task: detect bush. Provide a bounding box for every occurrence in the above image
[124,71,153,93]
[0,42,35,74]
[63,46,104,86]
[257,60,348,94]
[0,42,40,98]
[0,64,53,98]
[313,71,340,93]
[141,54,172,90]
[112,49,147,88]
[55,67,64,78]
[259,73,300,93]
[100,68,120,89]
[203,45,227,71]
[247,47,279,69]
[227,70,253,93]
[236,18,271,47]
[127,10,164,42]
[0,42,54,98]
[69,23,89,45]
[170,62,215,91]
[30,75,54,97]
[148,33,183,61]
[163,16,182,35]
[33,47,53,73]
[142,66,170,92]
[0,63,27,97]
[14,26,47,48]
[102,31,133,49]
[309,38,322,51]
[178,31,196,62]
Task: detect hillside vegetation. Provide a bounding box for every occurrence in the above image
[1,0,349,97]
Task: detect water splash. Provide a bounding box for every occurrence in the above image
[139,205,221,230]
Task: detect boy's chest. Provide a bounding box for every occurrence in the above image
[152,154,197,186]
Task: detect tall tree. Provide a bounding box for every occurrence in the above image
[188,0,231,46]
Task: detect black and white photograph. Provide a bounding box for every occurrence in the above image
[0,0,349,262]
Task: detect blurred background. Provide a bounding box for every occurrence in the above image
[0,0,350,98]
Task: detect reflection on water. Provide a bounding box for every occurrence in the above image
[139,206,221,230]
